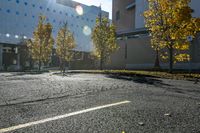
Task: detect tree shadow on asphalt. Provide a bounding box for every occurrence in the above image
[107,74,200,97]
[107,74,171,86]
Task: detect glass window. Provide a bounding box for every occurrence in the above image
[53,9,56,13]
[6,9,10,13]
[32,15,35,18]
[116,10,120,20]
[39,6,43,10]
[24,13,27,16]
[65,13,68,16]
[16,0,19,4]
[47,8,50,11]
[24,2,28,5]
[16,11,19,15]
[59,11,62,14]
[32,4,35,7]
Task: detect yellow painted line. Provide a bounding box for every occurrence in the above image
[0,100,131,133]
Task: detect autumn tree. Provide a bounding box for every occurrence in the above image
[27,15,54,71]
[144,0,200,72]
[92,17,118,70]
[56,23,76,74]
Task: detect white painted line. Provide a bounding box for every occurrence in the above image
[0,100,131,133]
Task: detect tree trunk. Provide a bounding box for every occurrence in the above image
[154,49,160,69]
[63,60,65,76]
[169,46,173,73]
[100,51,103,70]
[68,61,71,70]
[100,57,103,70]
[38,60,41,71]
[38,44,42,71]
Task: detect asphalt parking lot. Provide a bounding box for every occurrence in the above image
[0,72,200,133]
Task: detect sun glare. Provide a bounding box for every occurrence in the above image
[76,5,84,15]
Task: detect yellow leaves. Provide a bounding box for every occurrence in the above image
[144,0,199,64]
[56,23,76,62]
[175,54,190,62]
[29,15,54,63]
[91,17,118,61]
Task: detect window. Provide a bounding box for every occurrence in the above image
[53,9,56,13]
[53,19,56,23]
[0,8,2,11]
[39,6,43,10]
[32,15,35,18]
[16,0,19,4]
[65,13,68,16]
[16,11,19,15]
[116,11,120,20]
[47,8,50,11]
[59,11,62,14]
[24,2,28,5]
[6,9,10,13]
[32,4,35,7]
[24,13,27,16]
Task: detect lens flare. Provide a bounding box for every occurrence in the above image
[15,35,19,39]
[83,25,92,36]
[75,5,83,16]
[6,33,10,37]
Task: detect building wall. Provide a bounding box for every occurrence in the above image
[108,36,155,69]
[111,0,200,70]
[0,0,109,70]
[112,0,135,32]
[0,0,108,52]
[108,42,126,69]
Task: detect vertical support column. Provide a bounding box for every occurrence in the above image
[0,45,3,70]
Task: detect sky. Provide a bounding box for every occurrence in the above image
[73,0,112,18]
